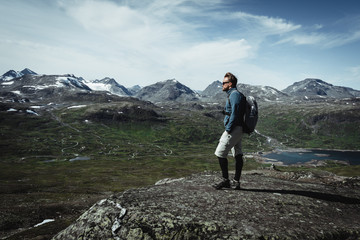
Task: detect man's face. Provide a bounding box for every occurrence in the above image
[222,77,232,91]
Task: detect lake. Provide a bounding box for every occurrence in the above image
[263,149,360,166]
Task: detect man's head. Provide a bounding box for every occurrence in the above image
[222,72,237,91]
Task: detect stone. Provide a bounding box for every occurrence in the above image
[52,170,360,239]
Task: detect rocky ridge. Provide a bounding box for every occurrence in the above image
[52,171,360,240]
[283,78,360,99]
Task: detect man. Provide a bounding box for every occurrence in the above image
[213,72,245,190]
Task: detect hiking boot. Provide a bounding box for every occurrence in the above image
[213,179,230,190]
[232,179,241,190]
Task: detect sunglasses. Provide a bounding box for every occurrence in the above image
[222,81,230,85]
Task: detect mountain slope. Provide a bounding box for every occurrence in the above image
[237,83,289,101]
[84,77,131,96]
[283,78,360,98]
[135,79,199,103]
[0,73,92,102]
[201,80,223,97]
[0,68,37,81]
[128,85,142,95]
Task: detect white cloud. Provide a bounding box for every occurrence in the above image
[164,39,253,88]
[277,30,360,48]
[1,0,360,91]
[61,0,177,47]
[170,39,252,69]
[55,0,256,88]
[275,14,360,48]
[276,32,326,46]
[231,11,301,35]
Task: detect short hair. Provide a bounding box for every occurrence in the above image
[224,72,238,86]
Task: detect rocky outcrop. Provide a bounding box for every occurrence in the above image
[52,171,360,239]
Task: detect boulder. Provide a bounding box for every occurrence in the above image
[53,171,360,239]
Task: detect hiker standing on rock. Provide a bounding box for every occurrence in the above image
[213,72,246,190]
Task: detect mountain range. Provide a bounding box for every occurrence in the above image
[1,68,360,104]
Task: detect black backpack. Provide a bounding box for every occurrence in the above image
[242,94,258,134]
[228,90,259,134]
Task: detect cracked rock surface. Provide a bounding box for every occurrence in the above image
[52,170,360,239]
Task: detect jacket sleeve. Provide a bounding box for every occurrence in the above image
[225,92,242,133]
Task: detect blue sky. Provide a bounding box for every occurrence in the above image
[1,0,360,91]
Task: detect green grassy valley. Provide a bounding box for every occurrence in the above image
[258,100,360,150]
[0,99,359,239]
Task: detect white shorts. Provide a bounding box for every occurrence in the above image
[214,126,243,158]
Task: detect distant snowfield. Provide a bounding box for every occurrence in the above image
[85,82,111,92]
[1,81,14,85]
[26,109,39,115]
[57,76,86,89]
[23,84,58,90]
[33,219,55,228]
[67,105,87,109]
[11,90,21,95]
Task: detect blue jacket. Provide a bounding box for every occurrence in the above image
[224,88,244,133]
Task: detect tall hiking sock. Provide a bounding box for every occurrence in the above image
[218,157,229,179]
[234,154,244,182]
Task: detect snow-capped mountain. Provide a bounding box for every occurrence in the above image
[0,73,90,92]
[0,68,37,81]
[283,78,360,98]
[84,77,131,96]
[0,73,92,102]
[2,68,359,105]
[135,79,199,102]
[0,69,138,103]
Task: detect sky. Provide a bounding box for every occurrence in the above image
[1,0,360,91]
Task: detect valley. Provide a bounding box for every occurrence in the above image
[1,97,359,239]
[0,69,359,239]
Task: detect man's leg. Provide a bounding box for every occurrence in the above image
[214,131,232,189]
[214,127,242,190]
[213,157,230,189]
[234,154,243,182]
[231,126,243,190]
[233,154,243,190]
[218,157,229,179]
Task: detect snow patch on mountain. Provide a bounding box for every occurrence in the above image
[57,76,86,89]
[85,82,112,92]
[84,78,131,96]
[67,105,87,109]
[2,81,14,85]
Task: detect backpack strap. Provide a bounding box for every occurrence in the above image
[226,89,246,125]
